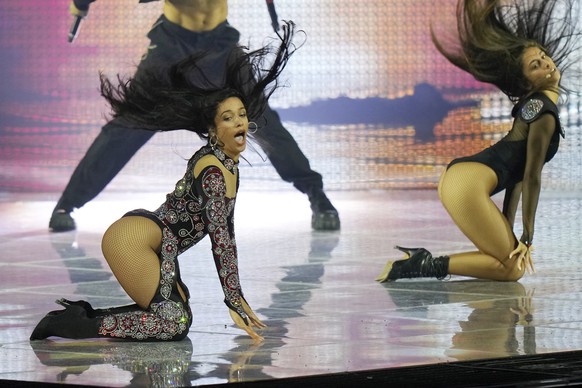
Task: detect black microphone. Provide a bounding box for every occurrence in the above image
[68,15,84,43]
[266,0,279,32]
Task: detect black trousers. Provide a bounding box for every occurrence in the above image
[57,16,323,211]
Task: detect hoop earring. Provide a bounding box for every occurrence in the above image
[248,121,258,134]
[209,134,218,148]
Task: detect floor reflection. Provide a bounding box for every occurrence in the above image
[381,281,536,359]
[48,232,127,305]
[32,226,341,386]
[31,339,194,387]
[225,232,340,383]
[2,190,582,387]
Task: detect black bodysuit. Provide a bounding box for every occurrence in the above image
[448,92,564,195]
[98,145,246,340]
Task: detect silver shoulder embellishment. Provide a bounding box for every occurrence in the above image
[521,99,544,121]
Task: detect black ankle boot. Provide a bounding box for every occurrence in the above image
[30,304,101,340]
[308,188,340,231]
[376,246,449,282]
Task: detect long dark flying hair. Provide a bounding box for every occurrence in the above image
[431,0,581,102]
[100,21,301,140]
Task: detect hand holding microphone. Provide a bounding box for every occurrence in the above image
[68,0,96,43]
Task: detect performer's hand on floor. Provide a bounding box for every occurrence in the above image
[510,241,535,274]
[228,300,266,343]
[241,299,267,329]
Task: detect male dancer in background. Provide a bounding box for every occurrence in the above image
[50,0,340,231]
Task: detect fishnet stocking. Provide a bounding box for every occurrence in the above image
[101,216,164,308]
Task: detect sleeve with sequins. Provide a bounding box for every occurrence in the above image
[195,165,248,324]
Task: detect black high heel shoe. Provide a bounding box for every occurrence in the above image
[376,246,431,282]
[55,298,97,318]
[376,246,449,282]
[30,304,100,340]
[394,246,431,259]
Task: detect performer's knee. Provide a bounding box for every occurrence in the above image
[499,257,526,281]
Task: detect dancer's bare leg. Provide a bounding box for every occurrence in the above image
[438,163,524,281]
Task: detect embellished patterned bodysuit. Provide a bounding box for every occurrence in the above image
[98,145,247,341]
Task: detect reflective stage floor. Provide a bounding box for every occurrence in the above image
[1,189,582,387]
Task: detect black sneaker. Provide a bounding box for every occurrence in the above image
[49,210,76,232]
[308,189,340,231]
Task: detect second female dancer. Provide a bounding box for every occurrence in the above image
[378,0,581,282]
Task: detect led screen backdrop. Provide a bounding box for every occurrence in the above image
[1,0,581,193]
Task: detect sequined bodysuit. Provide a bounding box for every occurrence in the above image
[98,145,246,340]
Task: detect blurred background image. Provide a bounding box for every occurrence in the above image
[1,0,581,195]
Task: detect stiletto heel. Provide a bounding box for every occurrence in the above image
[55,298,97,318]
[394,246,427,258]
[376,246,450,282]
[375,246,427,282]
